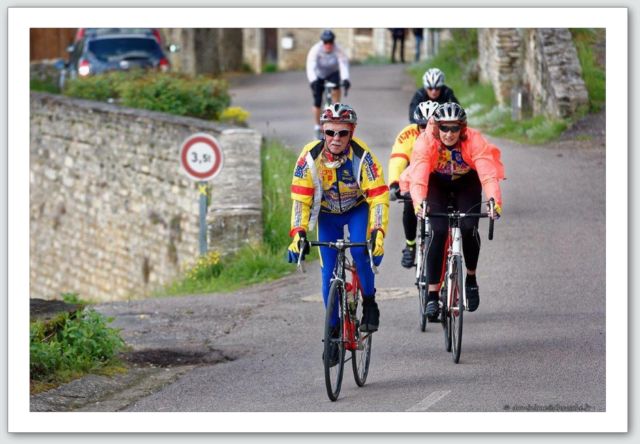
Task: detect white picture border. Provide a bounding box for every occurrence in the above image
[7,6,627,434]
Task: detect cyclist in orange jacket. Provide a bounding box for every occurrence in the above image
[405,102,505,319]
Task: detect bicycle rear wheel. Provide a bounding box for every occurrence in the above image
[450,256,464,363]
[352,286,372,387]
[324,279,345,401]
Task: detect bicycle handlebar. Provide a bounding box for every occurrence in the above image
[418,198,497,240]
[296,239,377,274]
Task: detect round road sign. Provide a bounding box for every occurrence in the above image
[179,133,223,181]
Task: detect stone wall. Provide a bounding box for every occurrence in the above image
[478,28,523,106]
[523,28,590,118]
[478,28,589,119]
[30,93,263,301]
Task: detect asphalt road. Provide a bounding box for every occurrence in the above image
[85,63,605,413]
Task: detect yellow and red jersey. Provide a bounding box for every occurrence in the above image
[290,136,389,237]
[387,123,421,185]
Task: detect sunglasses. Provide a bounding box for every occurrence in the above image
[427,87,441,91]
[418,124,427,130]
[439,124,461,133]
[324,129,351,138]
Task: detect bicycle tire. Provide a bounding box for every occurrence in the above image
[451,256,464,363]
[441,284,452,352]
[417,242,429,331]
[324,279,345,401]
[352,284,372,387]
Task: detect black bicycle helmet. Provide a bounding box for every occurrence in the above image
[320,29,335,43]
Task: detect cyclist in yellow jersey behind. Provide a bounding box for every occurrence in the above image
[388,101,439,268]
[287,104,389,356]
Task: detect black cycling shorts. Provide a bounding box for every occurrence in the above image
[312,71,341,108]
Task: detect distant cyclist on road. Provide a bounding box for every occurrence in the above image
[306,30,351,140]
[405,102,505,320]
[387,100,439,268]
[409,68,459,123]
[287,104,389,361]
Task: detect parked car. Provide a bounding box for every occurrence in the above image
[64,33,170,82]
[73,28,163,45]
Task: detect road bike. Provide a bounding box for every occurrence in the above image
[297,237,376,401]
[315,80,350,140]
[395,194,431,332]
[421,198,495,363]
[322,80,349,108]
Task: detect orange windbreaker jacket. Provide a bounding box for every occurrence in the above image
[400,127,505,210]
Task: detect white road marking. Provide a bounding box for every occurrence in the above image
[302,287,414,302]
[406,390,451,411]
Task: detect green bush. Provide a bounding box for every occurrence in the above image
[30,308,126,383]
[63,71,231,120]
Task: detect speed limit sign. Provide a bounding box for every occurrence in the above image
[179,133,223,181]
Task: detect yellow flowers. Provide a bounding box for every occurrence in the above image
[219,106,250,126]
[184,250,223,281]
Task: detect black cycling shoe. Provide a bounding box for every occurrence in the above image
[360,298,380,332]
[401,245,416,268]
[426,293,440,322]
[466,277,480,312]
[322,327,340,367]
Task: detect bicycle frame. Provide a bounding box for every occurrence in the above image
[445,224,465,313]
[298,239,374,349]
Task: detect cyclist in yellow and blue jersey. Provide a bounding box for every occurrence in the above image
[288,103,389,341]
[387,100,439,268]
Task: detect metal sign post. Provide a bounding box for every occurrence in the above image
[198,182,208,255]
[179,133,224,256]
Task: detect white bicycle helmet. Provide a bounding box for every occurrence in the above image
[320,103,358,124]
[422,68,445,89]
[434,102,467,124]
[413,100,439,125]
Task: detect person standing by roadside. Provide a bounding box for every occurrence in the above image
[412,28,424,62]
[389,28,406,64]
[408,68,459,123]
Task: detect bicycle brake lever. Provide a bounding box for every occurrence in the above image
[297,238,307,273]
[367,246,379,275]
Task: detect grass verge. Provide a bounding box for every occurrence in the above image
[30,306,127,394]
[163,139,317,296]
[571,29,606,113]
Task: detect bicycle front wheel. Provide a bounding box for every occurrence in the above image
[352,287,372,387]
[324,279,345,401]
[441,284,452,352]
[450,256,464,363]
[418,245,429,332]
